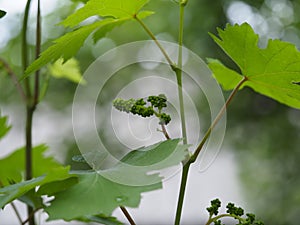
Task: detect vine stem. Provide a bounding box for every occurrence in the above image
[21,208,41,225]
[25,107,34,224]
[22,1,41,225]
[22,0,32,100]
[175,77,247,225]
[161,124,171,140]
[120,206,136,225]
[33,0,41,106]
[11,202,23,224]
[176,2,187,145]
[205,213,243,225]
[22,1,34,224]
[174,2,189,225]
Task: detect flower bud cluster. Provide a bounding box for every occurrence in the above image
[113,98,136,113]
[113,94,171,125]
[206,198,264,225]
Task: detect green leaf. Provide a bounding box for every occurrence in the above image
[61,0,150,28]
[18,189,44,209]
[76,214,123,225]
[0,177,43,209]
[25,20,104,77]
[0,10,6,19]
[0,112,11,140]
[207,58,243,90]
[46,171,159,221]
[0,145,65,186]
[92,19,127,43]
[92,10,153,43]
[48,58,86,84]
[46,139,188,220]
[71,0,89,3]
[37,177,78,196]
[0,166,76,209]
[209,23,300,109]
[24,0,153,77]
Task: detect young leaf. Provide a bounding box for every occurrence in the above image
[61,0,150,28]
[0,167,76,209]
[45,139,189,220]
[36,177,78,196]
[0,177,44,209]
[24,0,153,77]
[0,145,66,186]
[48,58,86,84]
[0,112,11,140]
[24,20,106,77]
[0,10,6,19]
[209,23,300,109]
[18,189,44,209]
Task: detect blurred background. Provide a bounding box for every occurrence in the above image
[0,0,300,224]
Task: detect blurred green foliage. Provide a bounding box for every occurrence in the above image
[0,0,299,224]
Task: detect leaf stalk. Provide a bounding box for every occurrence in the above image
[134,15,177,70]
[190,76,247,162]
[176,77,247,225]
[120,206,136,225]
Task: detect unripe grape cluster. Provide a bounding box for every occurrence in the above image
[206,198,221,216]
[147,94,167,110]
[206,198,264,225]
[113,94,171,125]
[113,98,136,113]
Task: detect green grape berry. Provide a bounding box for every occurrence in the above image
[214,220,222,225]
[113,94,171,126]
[206,199,264,225]
[135,98,146,106]
[246,213,255,223]
[159,113,171,125]
[130,105,154,117]
[147,94,167,110]
[226,203,244,216]
[206,198,221,216]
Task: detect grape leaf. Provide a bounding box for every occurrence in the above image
[46,171,156,220]
[18,189,44,209]
[61,0,150,28]
[0,112,11,140]
[76,214,123,225]
[45,139,188,220]
[37,177,78,196]
[48,58,86,84]
[0,145,66,186]
[92,10,153,43]
[24,0,153,77]
[24,20,108,77]
[208,23,300,109]
[0,10,6,19]
[0,167,76,209]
